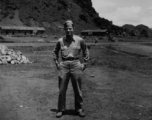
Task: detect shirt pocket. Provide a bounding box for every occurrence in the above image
[61,46,68,50]
[61,46,69,56]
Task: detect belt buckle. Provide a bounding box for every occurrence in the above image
[69,57,74,61]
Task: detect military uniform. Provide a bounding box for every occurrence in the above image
[52,35,89,112]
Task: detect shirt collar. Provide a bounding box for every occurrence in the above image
[65,36,75,42]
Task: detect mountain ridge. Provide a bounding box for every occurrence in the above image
[0,0,112,35]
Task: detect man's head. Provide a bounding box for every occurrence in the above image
[64,20,74,37]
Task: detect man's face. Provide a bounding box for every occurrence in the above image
[64,26,74,36]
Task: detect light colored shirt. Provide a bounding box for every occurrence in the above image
[52,35,89,62]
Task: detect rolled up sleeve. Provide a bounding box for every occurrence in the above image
[52,41,60,61]
[80,40,89,62]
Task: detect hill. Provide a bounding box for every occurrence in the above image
[122,24,135,32]
[122,24,152,37]
[0,0,112,35]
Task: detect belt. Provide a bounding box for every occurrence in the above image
[62,57,79,61]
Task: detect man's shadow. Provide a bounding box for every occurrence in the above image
[50,109,78,116]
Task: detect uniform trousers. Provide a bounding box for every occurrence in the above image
[57,60,84,112]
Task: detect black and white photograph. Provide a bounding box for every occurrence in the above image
[1,0,152,119]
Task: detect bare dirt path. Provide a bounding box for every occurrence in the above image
[84,67,152,120]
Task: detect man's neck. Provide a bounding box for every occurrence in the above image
[66,35,73,42]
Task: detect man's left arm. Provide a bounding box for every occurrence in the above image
[80,39,89,70]
[52,41,61,70]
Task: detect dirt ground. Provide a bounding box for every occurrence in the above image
[1,42,152,120]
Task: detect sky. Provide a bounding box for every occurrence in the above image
[92,0,152,28]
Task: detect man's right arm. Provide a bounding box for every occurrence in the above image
[80,39,89,71]
[52,41,60,69]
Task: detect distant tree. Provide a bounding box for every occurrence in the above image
[79,14,88,22]
[140,29,149,37]
[93,17,112,28]
[58,0,68,8]
[129,30,136,36]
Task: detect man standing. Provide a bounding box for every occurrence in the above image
[52,20,89,118]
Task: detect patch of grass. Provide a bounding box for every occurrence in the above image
[88,46,152,74]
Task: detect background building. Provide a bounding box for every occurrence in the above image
[0,26,46,37]
[81,29,107,36]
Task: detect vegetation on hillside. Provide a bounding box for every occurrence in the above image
[0,0,121,34]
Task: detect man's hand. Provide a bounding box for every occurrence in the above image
[54,60,60,70]
[56,63,60,70]
[82,63,87,71]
